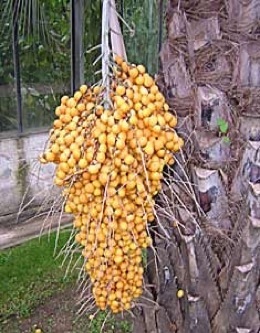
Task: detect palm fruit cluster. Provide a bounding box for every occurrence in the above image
[40,56,184,313]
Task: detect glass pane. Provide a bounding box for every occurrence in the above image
[0,3,17,133]
[84,0,102,84]
[19,0,71,130]
[123,0,160,75]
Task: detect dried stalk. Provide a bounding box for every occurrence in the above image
[101,0,110,108]
[110,0,127,61]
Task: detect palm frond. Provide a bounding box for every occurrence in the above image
[0,0,50,45]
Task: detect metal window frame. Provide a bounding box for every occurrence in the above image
[70,0,85,93]
[12,0,23,133]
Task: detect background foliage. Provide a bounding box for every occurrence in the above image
[0,0,161,132]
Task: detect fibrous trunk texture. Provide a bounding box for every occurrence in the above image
[134,1,260,332]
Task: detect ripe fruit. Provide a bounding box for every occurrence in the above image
[177,289,185,298]
[40,56,183,314]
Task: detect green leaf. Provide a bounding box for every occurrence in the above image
[217,118,229,134]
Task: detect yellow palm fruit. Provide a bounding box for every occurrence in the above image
[99,173,109,185]
[72,149,81,161]
[157,149,165,158]
[142,107,152,118]
[74,91,82,101]
[67,157,76,168]
[119,221,128,231]
[165,131,176,142]
[111,124,119,134]
[143,74,154,88]
[178,137,184,149]
[100,112,108,123]
[169,116,177,128]
[129,115,138,125]
[45,151,55,162]
[150,172,161,181]
[78,158,88,169]
[86,102,95,112]
[66,98,77,108]
[177,289,185,298]
[99,144,107,153]
[114,255,123,264]
[80,84,88,94]
[121,61,129,73]
[120,119,129,132]
[93,85,102,95]
[139,86,149,96]
[164,111,173,123]
[135,75,144,85]
[134,100,143,113]
[125,154,135,165]
[61,95,69,104]
[125,88,134,99]
[148,115,157,127]
[53,119,63,128]
[168,157,175,165]
[51,143,60,154]
[107,133,116,146]
[77,103,85,113]
[114,95,124,107]
[173,142,181,152]
[120,164,129,173]
[154,139,165,151]
[143,141,154,155]
[93,188,101,196]
[166,141,174,150]
[157,114,166,127]
[129,67,139,79]
[129,138,137,149]
[59,162,70,173]
[148,161,160,172]
[88,164,101,174]
[148,93,155,102]
[133,91,141,103]
[116,85,126,96]
[164,103,170,111]
[137,64,146,74]
[63,114,73,124]
[118,187,126,198]
[75,135,84,146]
[96,152,106,163]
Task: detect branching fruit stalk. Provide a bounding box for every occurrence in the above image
[102,0,111,109]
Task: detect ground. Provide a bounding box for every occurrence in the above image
[1,286,87,333]
[1,285,132,333]
[0,227,132,333]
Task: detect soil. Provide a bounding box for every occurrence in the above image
[0,285,133,333]
[0,286,88,333]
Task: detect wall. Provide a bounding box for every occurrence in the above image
[0,130,59,225]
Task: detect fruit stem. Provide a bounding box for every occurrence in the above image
[110,0,127,61]
[102,0,111,108]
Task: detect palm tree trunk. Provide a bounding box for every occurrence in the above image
[134,1,260,332]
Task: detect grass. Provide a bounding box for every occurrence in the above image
[0,229,79,320]
[88,311,132,333]
[0,229,132,333]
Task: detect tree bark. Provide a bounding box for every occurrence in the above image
[135,1,260,332]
